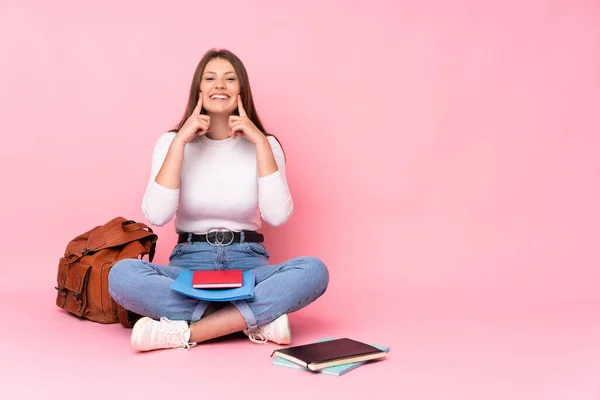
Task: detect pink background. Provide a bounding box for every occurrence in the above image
[1,0,599,398]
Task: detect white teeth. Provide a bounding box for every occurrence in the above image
[211,95,228,99]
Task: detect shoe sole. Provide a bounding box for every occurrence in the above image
[130,317,153,351]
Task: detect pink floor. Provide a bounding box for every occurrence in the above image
[1,258,598,400]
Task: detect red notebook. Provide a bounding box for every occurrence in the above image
[192,270,243,289]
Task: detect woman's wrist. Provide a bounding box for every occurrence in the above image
[255,134,269,147]
[171,137,187,149]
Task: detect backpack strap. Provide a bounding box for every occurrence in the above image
[85,218,157,254]
[122,222,150,232]
[118,239,157,263]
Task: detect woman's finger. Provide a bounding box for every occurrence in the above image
[193,92,203,114]
[198,120,210,132]
[237,95,247,117]
[230,122,244,132]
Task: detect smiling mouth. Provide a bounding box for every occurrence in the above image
[210,94,230,100]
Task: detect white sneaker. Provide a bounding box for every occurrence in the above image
[244,314,292,345]
[130,317,196,352]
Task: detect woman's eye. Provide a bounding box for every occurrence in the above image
[205,77,214,81]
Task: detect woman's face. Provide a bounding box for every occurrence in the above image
[199,58,241,115]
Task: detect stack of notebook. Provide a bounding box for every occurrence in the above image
[271,337,390,376]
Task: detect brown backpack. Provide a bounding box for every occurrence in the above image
[55,217,158,328]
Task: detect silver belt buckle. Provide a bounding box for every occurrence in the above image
[206,229,235,246]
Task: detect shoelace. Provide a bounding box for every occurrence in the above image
[157,317,196,350]
[248,329,269,344]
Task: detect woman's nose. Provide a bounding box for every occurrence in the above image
[215,79,226,89]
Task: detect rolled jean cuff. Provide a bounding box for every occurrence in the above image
[190,301,210,323]
[232,300,257,330]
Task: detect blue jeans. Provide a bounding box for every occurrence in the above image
[107,240,329,331]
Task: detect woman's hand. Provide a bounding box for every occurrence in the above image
[229,95,266,145]
[174,93,211,144]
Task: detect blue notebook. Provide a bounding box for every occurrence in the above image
[170,269,255,301]
[271,338,390,376]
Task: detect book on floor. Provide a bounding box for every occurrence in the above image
[270,337,388,372]
[192,269,243,289]
[170,269,255,301]
[271,338,390,376]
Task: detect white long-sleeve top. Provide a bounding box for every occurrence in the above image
[141,132,293,234]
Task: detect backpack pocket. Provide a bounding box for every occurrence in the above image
[56,259,92,317]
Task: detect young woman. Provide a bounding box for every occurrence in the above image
[108,49,329,352]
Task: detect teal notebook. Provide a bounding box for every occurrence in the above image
[271,338,390,376]
[170,269,255,301]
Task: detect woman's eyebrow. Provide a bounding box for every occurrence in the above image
[203,71,236,75]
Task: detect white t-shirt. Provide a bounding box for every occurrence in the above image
[142,132,293,234]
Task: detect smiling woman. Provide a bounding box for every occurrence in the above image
[107,48,329,353]
[173,49,275,145]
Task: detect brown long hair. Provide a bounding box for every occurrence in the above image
[172,49,283,154]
